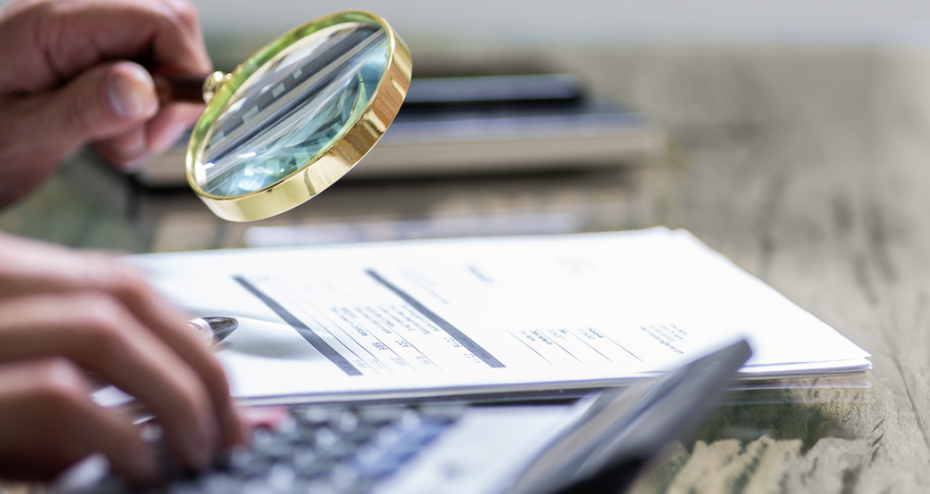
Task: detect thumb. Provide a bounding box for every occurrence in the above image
[43,61,158,151]
[0,62,158,207]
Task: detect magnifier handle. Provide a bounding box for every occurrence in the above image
[153,69,228,104]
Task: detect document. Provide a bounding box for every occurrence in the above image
[132,228,870,403]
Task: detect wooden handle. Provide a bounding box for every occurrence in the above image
[153,70,212,104]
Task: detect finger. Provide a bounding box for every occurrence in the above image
[98,262,246,450]
[91,100,202,171]
[0,0,211,93]
[2,61,158,165]
[147,101,203,155]
[0,61,157,203]
[87,124,150,170]
[0,358,156,482]
[0,236,243,449]
[0,293,218,470]
[0,0,211,174]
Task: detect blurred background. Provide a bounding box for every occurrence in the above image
[187,0,930,74]
[191,0,930,48]
[4,0,927,62]
[2,0,930,254]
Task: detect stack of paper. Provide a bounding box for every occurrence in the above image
[134,228,870,403]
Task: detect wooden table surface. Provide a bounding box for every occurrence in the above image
[563,46,930,493]
[3,45,928,493]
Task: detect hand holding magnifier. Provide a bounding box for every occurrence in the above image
[155,11,411,222]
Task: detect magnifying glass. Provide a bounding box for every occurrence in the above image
[154,11,411,222]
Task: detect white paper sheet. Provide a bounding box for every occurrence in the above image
[132,228,870,402]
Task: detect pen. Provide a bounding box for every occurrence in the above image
[187,316,238,345]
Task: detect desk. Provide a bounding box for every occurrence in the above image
[3,46,928,492]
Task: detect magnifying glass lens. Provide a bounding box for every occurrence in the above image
[184,11,410,222]
[193,22,390,197]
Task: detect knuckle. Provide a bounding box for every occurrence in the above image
[174,376,209,420]
[104,262,150,298]
[73,295,127,349]
[31,358,88,409]
[161,0,200,33]
[25,358,91,441]
[176,2,200,28]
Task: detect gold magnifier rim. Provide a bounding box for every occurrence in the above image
[185,11,412,222]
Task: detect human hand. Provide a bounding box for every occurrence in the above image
[0,0,211,207]
[0,233,243,482]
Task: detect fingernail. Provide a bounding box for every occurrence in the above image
[108,65,156,121]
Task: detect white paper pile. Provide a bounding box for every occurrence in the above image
[134,227,870,403]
